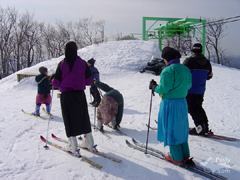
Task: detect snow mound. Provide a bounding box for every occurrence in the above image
[0,40,240,180]
[0,40,160,92]
[79,40,161,74]
[12,40,160,75]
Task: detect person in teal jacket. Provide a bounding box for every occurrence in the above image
[149,47,192,165]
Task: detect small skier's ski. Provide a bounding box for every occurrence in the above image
[90,123,111,139]
[106,124,128,136]
[126,139,227,180]
[146,124,157,131]
[190,128,239,142]
[42,107,54,119]
[40,136,103,170]
[51,134,121,163]
[21,109,47,120]
[95,128,112,139]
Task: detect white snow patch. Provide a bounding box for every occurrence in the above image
[0,40,239,180]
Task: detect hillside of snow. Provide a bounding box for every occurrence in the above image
[0,40,239,180]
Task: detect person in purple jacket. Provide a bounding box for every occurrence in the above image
[52,41,96,157]
[87,58,101,107]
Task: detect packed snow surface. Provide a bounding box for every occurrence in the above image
[0,40,239,180]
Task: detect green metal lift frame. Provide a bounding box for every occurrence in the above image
[142,17,206,55]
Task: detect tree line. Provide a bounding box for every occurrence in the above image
[0,7,105,78]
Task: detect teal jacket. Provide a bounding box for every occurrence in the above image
[155,62,192,99]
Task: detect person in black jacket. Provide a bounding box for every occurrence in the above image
[32,66,52,116]
[183,43,213,135]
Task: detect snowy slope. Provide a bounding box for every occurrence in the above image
[0,40,239,180]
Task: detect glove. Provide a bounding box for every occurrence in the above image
[149,79,157,91]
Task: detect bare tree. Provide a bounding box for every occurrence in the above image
[54,22,71,56]
[42,24,59,58]
[0,7,17,77]
[163,35,192,56]
[10,12,44,71]
[76,18,105,45]
[41,18,105,60]
[23,21,44,67]
[13,12,33,71]
[206,19,226,64]
[115,33,138,41]
[0,6,105,77]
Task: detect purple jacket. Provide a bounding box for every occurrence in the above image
[52,57,92,92]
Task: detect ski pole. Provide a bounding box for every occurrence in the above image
[145,90,154,154]
[93,106,96,130]
[44,88,54,149]
[89,87,92,102]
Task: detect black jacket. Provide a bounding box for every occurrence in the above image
[183,54,213,94]
[35,74,51,95]
[183,54,213,80]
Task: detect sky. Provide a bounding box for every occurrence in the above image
[0,0,240,56]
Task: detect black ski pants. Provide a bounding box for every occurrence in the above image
[186,94,208,127]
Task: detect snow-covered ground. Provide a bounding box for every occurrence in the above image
[0,40,239,180]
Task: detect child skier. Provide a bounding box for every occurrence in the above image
[32,66,52,116]
[87,58,101,107]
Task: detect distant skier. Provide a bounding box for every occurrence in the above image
[52,41,96,157]
[95,81,124,132]
[87,58,101,107]
[149,47,192,165]
[183,43,213,135]
[32,66,52,116]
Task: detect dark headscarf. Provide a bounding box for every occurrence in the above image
[161,47,181,62]
[65,41,78,70]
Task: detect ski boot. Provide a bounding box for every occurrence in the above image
[183,157,196,167]
[80,133,97,153]
[32,105,40,116]
[68,136,81,157]
[189,123,209,136]
[164,154,183,166]
[32,112,40,116]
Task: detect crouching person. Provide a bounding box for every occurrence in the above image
[52,41,96,157]
[95,81,124,132]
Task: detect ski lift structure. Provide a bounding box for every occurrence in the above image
[142,17,206,55]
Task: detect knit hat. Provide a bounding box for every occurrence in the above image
[161,47,181,61]
[39,66,48,74]
[191,43,202,53]
[88,58,96,66]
